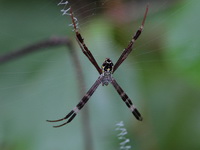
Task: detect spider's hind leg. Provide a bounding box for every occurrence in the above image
[47,76,102,127]
[111,78,143,121]
[46,110,76,128]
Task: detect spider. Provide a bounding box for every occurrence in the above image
[47,5,149,127]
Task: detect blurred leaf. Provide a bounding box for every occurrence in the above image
[165,0,200,86]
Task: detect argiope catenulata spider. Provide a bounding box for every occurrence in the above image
[47,5,149,127]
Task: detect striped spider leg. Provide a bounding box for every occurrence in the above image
[70,7,102,74]
[47,5,148,127]
[47,76,102,127]
[113,5,149,73]
[111,78,142,120]
[102,59,142,120]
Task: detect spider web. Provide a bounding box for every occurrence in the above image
[0,0,200,150]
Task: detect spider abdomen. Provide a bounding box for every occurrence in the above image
[101,72,112,86]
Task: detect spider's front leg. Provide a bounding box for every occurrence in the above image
[69,8,102,74]
[113,5,149,73]
[47,76,102,127]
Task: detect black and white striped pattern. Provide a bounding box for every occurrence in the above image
[70,7,102,74]
[113,5,148,73]
[47,76,102,127]
[111,78,142,121]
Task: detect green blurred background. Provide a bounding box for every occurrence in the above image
[0,0,200,150]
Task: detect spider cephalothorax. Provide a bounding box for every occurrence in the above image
[102,58,113,73]
[101,58,114,86]
[47,5,148,127]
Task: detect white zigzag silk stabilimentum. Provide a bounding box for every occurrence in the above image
[116,121,132,150]
[58,0,79,30]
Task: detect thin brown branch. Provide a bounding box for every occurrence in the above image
[0,36,94,150]
[0,36,72,64]
[69,45,94,150]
